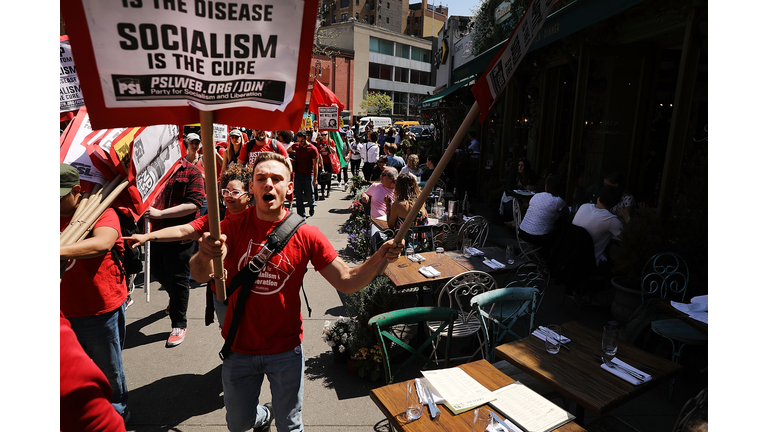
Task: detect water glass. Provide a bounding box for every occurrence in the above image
[545,324,561,354]
[435,247,445,258]
[406,381,423,421]
[406,247,415,261]
[472,407,495,432]
[506,245,515,265]
[462,239,473,258]
[602,325,619,357]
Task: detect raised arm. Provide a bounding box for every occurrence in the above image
[122,223,200,249]
[189,232,229,283]
[319,239,403,294]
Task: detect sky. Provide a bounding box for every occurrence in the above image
[436,0,482,17]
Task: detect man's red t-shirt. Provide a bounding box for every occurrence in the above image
[60,208,127,317]
[293,142,320,177]
[238,139,290,166]
[213,208,337,355]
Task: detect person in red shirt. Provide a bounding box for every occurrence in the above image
[315,131,335,199]
[59,164,130,423]
[292,131,319,218]
[238,129,291,168]
[190,152,402,432]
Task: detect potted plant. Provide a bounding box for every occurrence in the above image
[341,199,372,261]
[321,316,354,364]
[344,275,399,381]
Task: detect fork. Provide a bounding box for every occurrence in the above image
[600,357,645,380]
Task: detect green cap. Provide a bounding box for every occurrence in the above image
[60,163,80,197]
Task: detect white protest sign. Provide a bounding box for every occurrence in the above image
[60,37,84,113]
[318,106,339,131]
[130,125,183,202]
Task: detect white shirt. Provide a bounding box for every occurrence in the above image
[572,204,623,265]
[362,141,379,164]
[519,192,565,236]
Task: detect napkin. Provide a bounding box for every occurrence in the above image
[467,247,484,256]
[490,258,505,268]
[407,254,426,262]
[415,377,446,405]
[419,266,441,278]
[600,358,652,385]
[531,327,571,344]
[483,259,505,270]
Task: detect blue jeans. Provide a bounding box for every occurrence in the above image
[222,346,305,432]
[293,173,314,217]
[68,305,128,416]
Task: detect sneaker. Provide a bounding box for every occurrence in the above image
[253,403,274,432]
[124,295,134,310]
[309,207,315,217]
[166,328,186,347]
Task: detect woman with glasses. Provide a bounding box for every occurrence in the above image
[123,165,253,327]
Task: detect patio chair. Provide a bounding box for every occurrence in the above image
[511,197,542,260]
[433,221,463,251]
[426,270,498,364]
[499,260,551,325]
[458,215,490,248]
[471,287,540,362]
[640,252,707,399]
[369,307,458,384]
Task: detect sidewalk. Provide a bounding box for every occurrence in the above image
[122,181,706,431]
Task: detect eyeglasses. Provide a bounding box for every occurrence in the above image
[321,133,328,136]
[221,189,247,198]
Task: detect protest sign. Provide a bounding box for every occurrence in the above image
[60,108,109,188]
[61,0,319,130]
[60,36,85,113]
[471,0,560,123]
[318,106,339,131]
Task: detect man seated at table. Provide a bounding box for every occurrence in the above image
[572,185,629,268]
[360,167,397,252]
[519,175,568,255]
[420,154,444,183]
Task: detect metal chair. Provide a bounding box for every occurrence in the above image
[426,271,498,364]
[500,260,551,320]
[471,287,540,362]
[511,197,542,260]
[405,224,437,253]
[640,252,707,399]
[369,307,458,384]
[458,215,490,248]
[433,222,463,251]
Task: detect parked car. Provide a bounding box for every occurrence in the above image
[406,125,434,142]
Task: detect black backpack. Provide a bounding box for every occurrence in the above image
[110,209,144,277]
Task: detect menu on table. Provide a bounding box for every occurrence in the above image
[489,382,575,432]
[421,368,496,415]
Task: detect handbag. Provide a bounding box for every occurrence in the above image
[328,145,341,175]
[317,171,332,183]
[219,213,305,361]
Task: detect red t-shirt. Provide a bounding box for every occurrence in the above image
[214,208,337,354]
[60,312,127,432]
[293,142,320,176]
[60,208,127,318]
[238,138,290,166]
[317,139,335,164]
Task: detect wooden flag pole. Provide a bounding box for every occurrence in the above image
[60,176,125,246]
[377,101,480,273]
[199,111,228,302]
[144,215,151,302]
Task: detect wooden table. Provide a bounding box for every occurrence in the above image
[370,359,587,432]
[384,252,469,292]
[659,300,708,336]
[446,246,524,275]
[494,321,683,424]
[371,216,464,233]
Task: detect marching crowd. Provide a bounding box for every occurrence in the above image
[59,124,415,432]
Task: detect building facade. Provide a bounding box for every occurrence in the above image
[305,46,355,127]
[319,20,434,121]
[405,1,448,38]
[319,0,407,33]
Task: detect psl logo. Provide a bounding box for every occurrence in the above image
[116,78,145,95]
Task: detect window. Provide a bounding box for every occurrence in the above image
[414,17,419,24]
[378,15,381,21]
[342,13,348,21]
[370,37,394,55]
[411,47,430,63]
[410,70,430,85]
[356,0,359,4]
[393,92,407,115]
[387,2,390,8]
[394,67,409,83]
[396,43,410,59]
[369,63,393,80]
[386,17,389,23]
[341,0,349,6]
[356,12,359,19]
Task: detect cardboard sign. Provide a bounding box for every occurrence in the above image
[60,36,85,113]
[61,0,319,130]
[318,106,339,131]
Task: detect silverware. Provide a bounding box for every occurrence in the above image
[538,327,570,350]
[600,356,645,380]
[490,411,507,430]
[418,380,440,419]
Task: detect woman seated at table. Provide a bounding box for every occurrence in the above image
[506,157,539,191]
[399,154,423,179]
[370,155,389,182]
[384,173,428,229]
[519,175,568,252]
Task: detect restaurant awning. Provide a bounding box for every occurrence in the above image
[417,75,477,110]
[451,0,648,83]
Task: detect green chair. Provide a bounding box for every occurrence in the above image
[471,287,540,362]
[369,307,458,384]
[641,252,707,399]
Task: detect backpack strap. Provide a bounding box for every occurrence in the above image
[219,213,305,361]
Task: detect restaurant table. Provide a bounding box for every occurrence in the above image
[370,359,587,432]
[371,215,465,232]
[659,300,708,336]
[494,321,683,424]
[446,246,525,275]
[384,251,469,294]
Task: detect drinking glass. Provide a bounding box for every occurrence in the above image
[472,407,495,432]
[406,381,423,421]
[462,239,473,258]
[434,205,445,221]
[545,324,561,354]
[435,246,445,259]
[506,245,515,265]
[406,247,415,261]
[602,325,619,357]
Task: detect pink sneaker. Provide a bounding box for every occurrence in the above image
[166,328,186,347]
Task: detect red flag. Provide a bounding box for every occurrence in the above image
[309,79,344,116]
[471,0,560,123]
